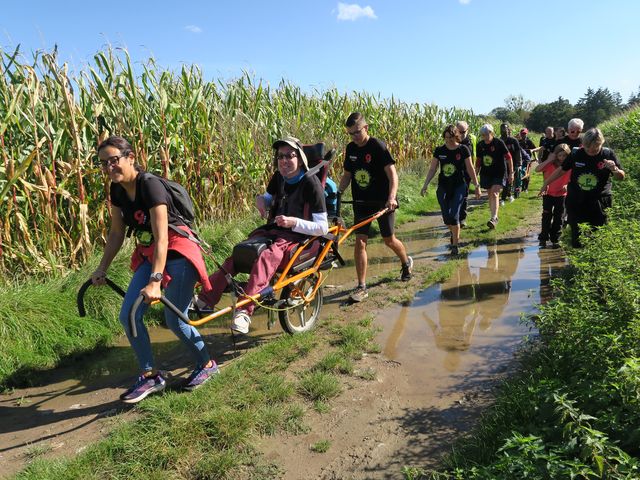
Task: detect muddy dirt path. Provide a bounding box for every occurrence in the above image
[0,211,564,478]
[0,213,449,477]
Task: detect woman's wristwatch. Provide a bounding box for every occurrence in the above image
[149,272,164,282]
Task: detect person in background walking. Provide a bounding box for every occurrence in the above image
[499,123,522,204]
[517,128,536,192]
[535,143,571,248]
[421,124,481,255]
[338,112,413,303]
[540,128,624,247]
[456,120,477,228]
[476,124,514,229]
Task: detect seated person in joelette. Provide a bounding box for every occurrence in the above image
[199,137,328,334]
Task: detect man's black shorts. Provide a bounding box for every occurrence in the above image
[353,204,396,237]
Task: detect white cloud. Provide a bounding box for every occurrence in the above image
[459,0,471,4]
[185,25,203,34]
[337,3,377,21]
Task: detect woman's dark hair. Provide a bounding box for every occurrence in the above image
[97,136,143,171]
[97,136,134,156]
[442,124,460,141]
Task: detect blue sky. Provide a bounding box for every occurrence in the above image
[3,0,639,114]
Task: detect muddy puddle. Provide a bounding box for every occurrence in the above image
[359,239,567,475]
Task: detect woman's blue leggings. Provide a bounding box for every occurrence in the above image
[119,257,210,372]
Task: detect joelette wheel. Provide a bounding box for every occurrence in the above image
[278,274,323,334]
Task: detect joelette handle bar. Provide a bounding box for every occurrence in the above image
[77,277,126,317]
[128,294,190,338]
[77,278,188,339]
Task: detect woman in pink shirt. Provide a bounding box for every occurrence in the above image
[535,143,571,248]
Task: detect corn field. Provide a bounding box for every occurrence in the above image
[0,46,480,279]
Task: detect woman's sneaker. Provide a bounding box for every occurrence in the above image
[231,311,251,334]
[487,217,498,229]
[121,373,166,404]
[183,362,219,391]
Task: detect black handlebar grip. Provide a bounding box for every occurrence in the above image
[128,294,191,338]
[77,277,126,317]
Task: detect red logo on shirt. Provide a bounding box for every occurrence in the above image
[455,153,461,161]
[364,153,372,163]
[134,210,145,225]
[596,161,605,170]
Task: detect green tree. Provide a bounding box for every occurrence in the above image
[627,86,640,109]
[575,87,623,128]
[489,94,536,125]
[525,97,576,132]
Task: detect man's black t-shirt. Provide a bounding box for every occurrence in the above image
[266,173,326,227]
[562,147,621,199]
[433,144,470,189]
[502,136,523,167]
[344,137,394,202]
[110,173,186,232]
[477,137,510,178]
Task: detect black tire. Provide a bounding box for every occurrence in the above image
[278,274,323,334]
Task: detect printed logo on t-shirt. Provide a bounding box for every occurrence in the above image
[442,163,456,177]
[134,210,146,225]
[364,153,372,164]
[354,169,372,189]
[349,155,358,162]
[135,230,153,246]
[577,173,598,191]
[482,155,493,167]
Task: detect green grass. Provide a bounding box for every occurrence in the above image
[310,440,332,453]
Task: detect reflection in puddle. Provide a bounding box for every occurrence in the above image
[380,239,566,376]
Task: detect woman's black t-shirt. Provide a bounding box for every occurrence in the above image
[433,144,470,189]
[110,173,186,234]
[562,147,621,199]
[477,137,509,178]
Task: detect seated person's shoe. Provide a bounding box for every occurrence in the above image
[231,311,251,334]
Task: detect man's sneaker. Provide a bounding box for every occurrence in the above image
[121,373,166,404]
[487,217,497,229]
[508,196,515,203]
[460,220,467,229]
[401,256,413,281]
[539,240,547,248]
[499,200,505,206]
[349,286,368,303]
[551,242,561,249]
[183,362,219,391]
[451,245,459,255]
[231,311,251,334]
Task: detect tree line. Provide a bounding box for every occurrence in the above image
[488,87,640,133]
